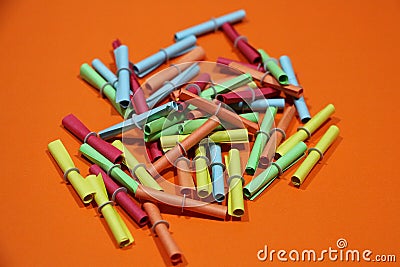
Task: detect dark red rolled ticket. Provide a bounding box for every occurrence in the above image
[217,57,266,72]
[216,87,281,104]
[221,23,261,64]
[62,114,123,163]
[89,164,149,226]
[146,141,163,162]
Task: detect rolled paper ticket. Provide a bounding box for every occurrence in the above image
[144,112,186,136]
[92,58,118,89]
[145,141,163,163]
[175,157,195,195]
[259,105,296,167]
[62,114,123,163]
[244,141,307,200]
[228,62,303,98]
[133,35,197,78]
[276,104,335,158]
[112,140,162,191]
[89,165,149,226]
[217,57,266,72]
[114,45,131,108]
[292,125,340,186]
[216,87,280,104]
[225,149,245,217]
[146,63,200,109]
[98,101,179,140]
[280,55,311,123]
[174,10,246,40]
[142,202,182,264]
[79,63,125,117]
[147,116,221,178]
[245,107,277,175]
[47,139,95,204]
[209,144,225,202]
[230,98,285,112]
[178,90,259,134]
[221,23,261,64]
[200,73,253,99]
[79,143,139,194]
[179,112,259,135]
[144,123,182,142]
[135,185,227,219]
[86,174,134,247]
[170,72,211,102]
[194,144,212,198]
[258,49,288,85]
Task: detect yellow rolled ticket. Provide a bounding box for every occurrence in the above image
[112,140,162,191]
[225,149,245,217]
[194,144,212,198]
[87,174,134,247]
[291,125,340,186]
[276,104,335,158]
[48,139,95,204]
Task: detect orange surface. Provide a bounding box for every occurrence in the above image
[1,0,400,266]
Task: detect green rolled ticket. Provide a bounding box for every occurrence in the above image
[143,112,186,135]
[80,63,125,117]
[276,104,335,158]
[144,123,182,142]
[245,107,277,175]
[80,143,139,193]
[112,140,162,191]
[87,174,134,247]
[292,125,340,186]
[200,73,253,98]
[244,141,307,200]
[194,144,212,198]
[179,112,259,135]
[48,139,95,204]
[161,129,249,151]
[225,149,245,217]
[258,49,289,85]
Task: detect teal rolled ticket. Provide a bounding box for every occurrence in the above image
[244,141,307,200]
[258,49,288,85]
[114,45,131,108]
[225,149,245,217]
[245,107,277,175]
[144,112,186,135]
[144,123,182,142]
[200,73,253,99]
[92,58,118,89]
[174,10,246,40]
[133,35,197,77]
[209,143,225,202]
[80,143,139,194]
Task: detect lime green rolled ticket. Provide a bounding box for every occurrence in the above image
[144,123,182,142]
[80,143,139,193]
[161,129,249,152]
[87,174,134,247]
[244,141,307,200]
[48,139,95,204]
[245,107,277,175]
[112,140,162,191]
[276,104,335,158]
[258,49,289,85]
[200,73,253,98]
[143,112,186,135]
[225,149,245,217]
[179,112,259,135]
[292,125,340,186]
[80,63,125,117]
[194,145,212,198]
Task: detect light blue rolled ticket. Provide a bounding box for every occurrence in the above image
[146,63,200,108]
[280,55,311,123]
[174,10,246,40]
[230,98,285,111]
[114,45,131,108]
[98,101,179,139]
[92,58,118,89]
[209,143,225,202]
[133,35,197,78]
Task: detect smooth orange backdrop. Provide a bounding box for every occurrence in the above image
[1,0,399,266]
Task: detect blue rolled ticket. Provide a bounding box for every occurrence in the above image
[133,35,197,78]
[174,10,246,40]
[114,45,131,108]
[92,58,118,89]
[98,101,179,139]
[230,98,285,112]
[279,55,311,123]
[209,143,225,202]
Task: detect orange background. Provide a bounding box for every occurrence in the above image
[1,0,400,266]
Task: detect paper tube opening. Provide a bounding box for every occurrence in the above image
[83,194,94,204]
[233,209,244,216]
[245,166,256,175]
[197,189,210,198]
[171,252,182,263]
[279,75,289,84]
[119,100,130,109]
[144,124,152,135]
[119,238,131,248]
[215,193,225,202]
[291,176,301,187]
[243,188,251,198]
[139,216,149,226]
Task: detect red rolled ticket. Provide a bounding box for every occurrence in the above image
[146,141,163,162]
[216,87,281,104]
[217,57,266,72]
[221,23,261,64]
[89,164,149,226]
[62,114,122,163]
